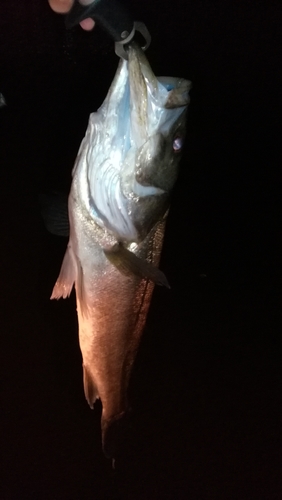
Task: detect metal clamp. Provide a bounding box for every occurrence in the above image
[115,21,151,59]
[66,0,151,59]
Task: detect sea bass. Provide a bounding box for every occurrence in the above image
[51,43,191,457]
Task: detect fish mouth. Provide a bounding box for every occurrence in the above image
[127,42,191,144]
[103,42,191,150]
[127,43,158,147]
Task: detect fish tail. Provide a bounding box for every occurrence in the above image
[101,410,131,459]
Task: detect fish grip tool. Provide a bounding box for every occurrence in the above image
[65,0,151,59]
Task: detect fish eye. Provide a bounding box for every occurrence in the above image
[173,136,183,152]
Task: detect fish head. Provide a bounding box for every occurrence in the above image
[82,43,191,243]
[126,47,190,187]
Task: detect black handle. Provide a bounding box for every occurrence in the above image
[65,0,134,43]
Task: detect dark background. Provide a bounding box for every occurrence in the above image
[0,0,281,498]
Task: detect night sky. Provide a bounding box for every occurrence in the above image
[0,0,281,498]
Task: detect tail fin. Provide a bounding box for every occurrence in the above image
[101,410,131,459]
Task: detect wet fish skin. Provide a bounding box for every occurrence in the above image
[51,43,191,457]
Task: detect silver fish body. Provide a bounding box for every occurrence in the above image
[51,43,191,457]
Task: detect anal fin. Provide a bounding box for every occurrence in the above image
[83,364,99,409]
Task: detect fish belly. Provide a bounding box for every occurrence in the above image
[77,263,154,419]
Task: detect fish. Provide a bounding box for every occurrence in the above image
[51,42,191,458]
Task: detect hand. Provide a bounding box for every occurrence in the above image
[48,0,95,30]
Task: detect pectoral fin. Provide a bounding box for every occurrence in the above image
[104,244,170,288]
[51,245,76,299]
